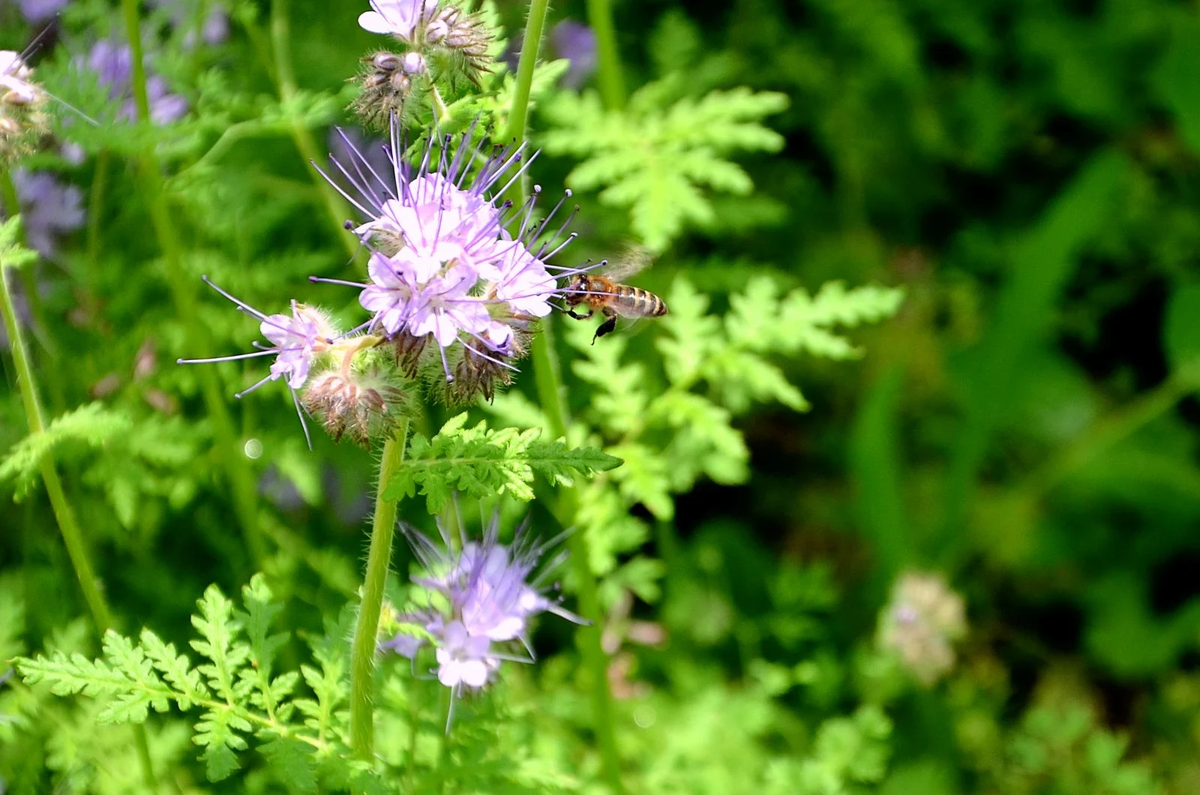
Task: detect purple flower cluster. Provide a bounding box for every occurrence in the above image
[316,116,584,390]
[382,517,584,709]
[178,278,339,444]
[82,40,188,124]
[12,170,84,259]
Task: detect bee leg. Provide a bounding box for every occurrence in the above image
[566,307,592,320]
[592,315,618,344]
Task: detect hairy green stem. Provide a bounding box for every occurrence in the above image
[269,0,362,263]
[506,0,551,144]
[586,0,626,110]
[350,423,410,769]
[1,254,158,790]
[119,0,267,570]
[510,0,625,787]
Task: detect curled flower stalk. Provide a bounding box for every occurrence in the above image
[352,0,494,128]
[314,116,593,405]
[379,514,586,729]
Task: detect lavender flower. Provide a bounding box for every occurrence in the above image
[549,20,597,90]
[1,51,48,159]
[315,117,588,401]
[0,51,39,105]
[83,40,188,124]
[359,0,438,41]
[16,0,70,23]
[382,515,585,722]
[177,278,339,443]
[352,0,492,124]
[12,170,85,259]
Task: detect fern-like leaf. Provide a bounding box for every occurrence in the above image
[382,413,623,512]
[0,403,133,501]
[543,83,788,251]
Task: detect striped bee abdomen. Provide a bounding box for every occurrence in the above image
[614,285,669,318]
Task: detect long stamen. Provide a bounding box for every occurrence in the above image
[201,276,269,321]
[177,349,281,364]
[234,372,276,399]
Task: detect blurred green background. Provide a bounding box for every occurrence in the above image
[3,0,1200,791]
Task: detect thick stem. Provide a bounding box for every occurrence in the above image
[349,422,410,768]
[1,256,157,790]
[506,0,551,144]
[586,0,626,110]
[119,0,267,570]
[269,0,362,263]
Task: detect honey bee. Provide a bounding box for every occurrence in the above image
[563,252,668,343]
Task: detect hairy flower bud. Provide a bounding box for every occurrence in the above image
[301,365,407,447]
[352,50,418,131]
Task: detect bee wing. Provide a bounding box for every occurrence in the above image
[600,244,654,282]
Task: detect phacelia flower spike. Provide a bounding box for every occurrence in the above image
[314,115,591,403]
[380,514,586,729]
[177,277,339,445]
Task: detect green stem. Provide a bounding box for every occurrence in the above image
[506,0,551,144]
[119,0,267,570]
[586,0,626,110]
[349,423,410,769]
[431,84,451,124]
[1,255,158,791]
[86,152,110,279]
[0,169,64,413]
[269,0,362,263]
[509,1,624,788]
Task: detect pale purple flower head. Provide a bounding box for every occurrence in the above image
[178,278,339,444]
[382,515,585,720]
[550,20,597,90]
[315,116,586,384]
[359,0,438,41]
[17,0,69,23]
[12,170,84,259]
[0,51,39,104]
[83,40,188,123]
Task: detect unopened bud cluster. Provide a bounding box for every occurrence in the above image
[877,571,967,686]
[0,51,49,161]
[352,0,493,128]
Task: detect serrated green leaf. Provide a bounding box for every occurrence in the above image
[190,585,249,702]
[543,83,788,251]
[382,415,622,512]
[260,737,317,794]
[0,403,133,501]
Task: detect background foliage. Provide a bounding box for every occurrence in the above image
[3,0,1200,791]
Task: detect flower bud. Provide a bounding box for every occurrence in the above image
[352,50,417,130]
[301,365,407,447]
